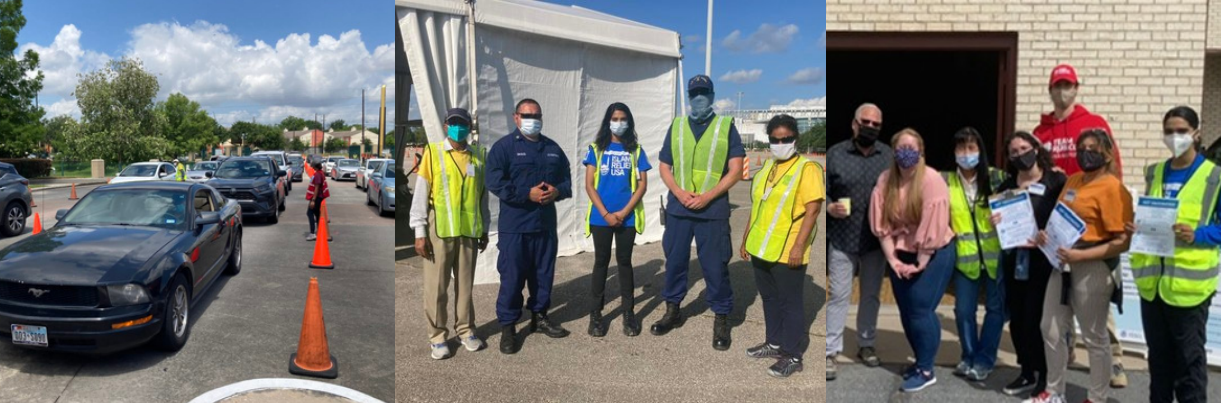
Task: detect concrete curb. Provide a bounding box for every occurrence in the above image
[30,180,108,193]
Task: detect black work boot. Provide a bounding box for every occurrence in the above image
[649,302,685,336]
[712,314,732,351]
[622,308,641,337]
[587,310,606,337]
[530,311,570,338]
[499,324,518,355]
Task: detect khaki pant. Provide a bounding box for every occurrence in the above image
[422,212,479,345]
[1042,259,1114,402]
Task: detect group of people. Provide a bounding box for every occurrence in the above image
[408,75,825,379]
[828,63,1217,403]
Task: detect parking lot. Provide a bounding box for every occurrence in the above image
[394,154,826,402]
[0,177,395,402]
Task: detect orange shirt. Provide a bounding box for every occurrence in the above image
[1057,172,1133,244]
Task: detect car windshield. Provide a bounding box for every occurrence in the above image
[383,163,396,175]
[214,160,272,179]
[61,189,188,230]
[289,156,304,166]
[119,165,158,177]
[192,162,218,171]
[368,161,384,171]
[338,160,358,168]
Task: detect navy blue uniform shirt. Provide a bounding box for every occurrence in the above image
[658,114,746,220]
[486,129,573,234]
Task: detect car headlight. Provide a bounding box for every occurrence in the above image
[107,284,150,306]
[254,183,272,193]
[387,186,395,193]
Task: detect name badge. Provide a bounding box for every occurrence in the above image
[1028,183,1046,196]
[1064,189,1077,203]
[467,163,475,177]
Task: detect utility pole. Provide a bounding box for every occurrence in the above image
[705,0,713,76]
[361,88,366,162]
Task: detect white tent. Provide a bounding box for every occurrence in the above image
[396,0,683,284]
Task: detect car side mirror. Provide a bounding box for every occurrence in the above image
[205,171,213,178]
[373,172,382,178]
[55,209,67,221]
[196,211,221,226]
[277,170,287,177]
[159,172,169,178]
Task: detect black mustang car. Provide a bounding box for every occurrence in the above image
[205,156,286,223]
[0,182,242,354]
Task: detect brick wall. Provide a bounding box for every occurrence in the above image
[828,0,1208,192]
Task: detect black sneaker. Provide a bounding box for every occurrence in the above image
[1003,375,1037,396]
[745,343,782,359]
[858,347,881,367]
[768,356,803,378]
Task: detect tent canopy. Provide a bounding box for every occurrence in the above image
[397,0,683,284]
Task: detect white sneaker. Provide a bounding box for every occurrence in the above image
[461,335,485,352]
[1022,391,1064,403]
[430,343,450,360]
[306,233,317,241]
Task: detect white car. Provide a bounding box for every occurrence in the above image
[356,158,390,189]
[323,157,342,175]
[252,151,292,193]
[110,162,179,184]
[331,159,360,181]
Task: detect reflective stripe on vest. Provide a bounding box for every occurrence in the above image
[585,144,645,236]
[944,170,1003,280]
[744,158,810,262]
[1130,160,1221,307]
[427,141,485,238]
[671,116,731,194]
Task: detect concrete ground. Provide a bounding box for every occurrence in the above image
[395,155,826,403]
[0,178,395,402]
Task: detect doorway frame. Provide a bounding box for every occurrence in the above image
[828,31,1019,167]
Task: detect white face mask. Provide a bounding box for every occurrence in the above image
[520,119,542,137]
[1164,132,1195,158]
[609,121,629,136]
[770,143,796,160]
[1051,87,1076,108]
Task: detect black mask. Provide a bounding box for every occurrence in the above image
[855,126,879,148]
[1077,149,1107,172]
[1010,150,1038,172]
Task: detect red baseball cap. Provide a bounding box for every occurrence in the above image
[1049,64,1079,87]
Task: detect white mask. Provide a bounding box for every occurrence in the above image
[770,143,796,161]
[1164,132,1195,158]
[609,121,629,136]
[520,119,542,137]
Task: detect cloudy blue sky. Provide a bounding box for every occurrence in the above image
[18,0,393,128]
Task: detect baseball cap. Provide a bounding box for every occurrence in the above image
[688,75,714,93]
[445,108,471,125]
[1049,64,1079,87]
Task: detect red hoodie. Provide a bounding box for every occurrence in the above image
[1032,104,1123,178]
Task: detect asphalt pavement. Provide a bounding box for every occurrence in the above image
[0,177,395,402]
[395,154,827,403]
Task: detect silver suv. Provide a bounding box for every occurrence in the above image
[0,162,33,237]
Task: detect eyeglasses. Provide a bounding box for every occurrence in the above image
[517,113,542,120]
[769,136,797,144]
[856,118,882,128]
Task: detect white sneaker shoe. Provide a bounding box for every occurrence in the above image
[430,343,450,360]
[461,335,485,352]
[306,233,317,241]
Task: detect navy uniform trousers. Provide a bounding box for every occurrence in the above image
[661,213,734,315]
[495,231,559,326]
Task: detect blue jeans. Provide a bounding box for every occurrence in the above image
[889,243,956,372]
[953,266,1006,371]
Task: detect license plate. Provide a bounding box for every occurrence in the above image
[11,324,48,347]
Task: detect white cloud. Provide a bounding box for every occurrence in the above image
[786,68,824,85]
[19,25,111,97]
[721,23,799,54]
[719,69,762,84]
[45,98,80,118]
[784,97,825,107]
[712,98,736,113]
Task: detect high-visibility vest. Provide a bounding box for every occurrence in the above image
[175,163,186,181]
[670,116,732,194]
[744,157,819,262]
[1131,159,1221,307]
[585,144,645,236]
[944,170,1005,280]
[426,141,485,239]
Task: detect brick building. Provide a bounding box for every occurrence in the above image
[827,0,1214,191]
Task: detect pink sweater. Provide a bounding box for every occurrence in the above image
[869,166,954,256]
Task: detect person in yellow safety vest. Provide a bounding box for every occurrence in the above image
[172,159,186,181]
[1127,106,1219,403]
[582,102,652,338]
[941,127,1008,383]
[407,108,491,361]
[739,115,824,379]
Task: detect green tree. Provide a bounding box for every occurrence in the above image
[72,57,168,165]
[230,121,283,151]
[323,137,346,154]
[328,119,347,132]
[156,93,216,159]
[288,137,307,152]
[42,115,75,156]
[0,0,45,158]
[278,116,307,131]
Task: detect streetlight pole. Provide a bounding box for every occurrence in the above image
[705,0,713,77]
[361,88,366,162]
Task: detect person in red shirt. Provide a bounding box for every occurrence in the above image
[1033,64,1124,178]
[305,161,329,241]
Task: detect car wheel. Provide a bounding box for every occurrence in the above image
[366,189,375,206]
[377,191,387,216]
[1,201,26,237]
[224,229,242,275]
[153,275,191,351]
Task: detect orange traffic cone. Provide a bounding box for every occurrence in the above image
[31,213,42,235]
[322,200,332,242]
[742,157,750,180]
[309,206,334,269]
[69,183,78,200]
[289,277,338,379]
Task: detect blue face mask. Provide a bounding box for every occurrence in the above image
[447,124,470,142]
[689,93,714,122]
[955,153,979,170]
[896,148,921,169]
